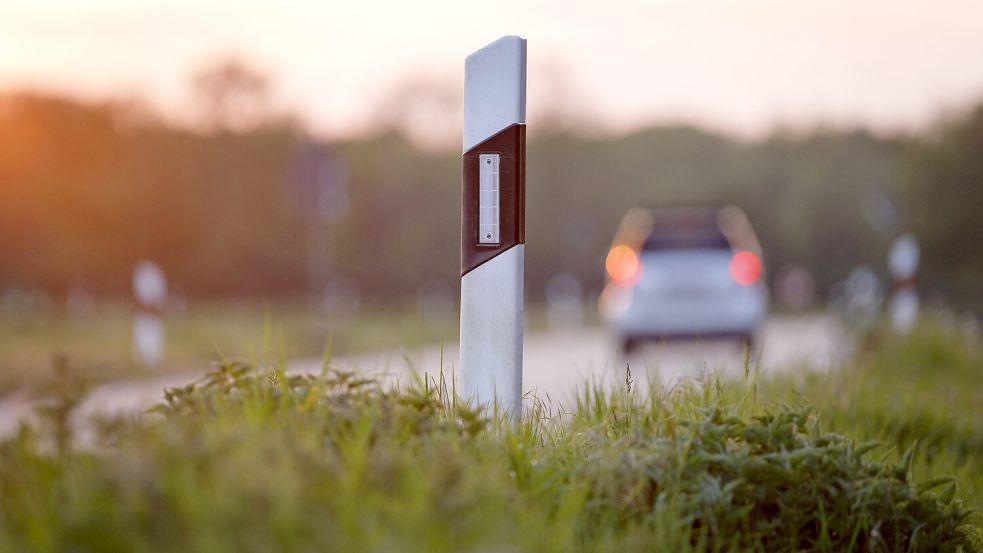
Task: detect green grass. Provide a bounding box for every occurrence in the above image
[0,318,980,552]
[765,317,983,512]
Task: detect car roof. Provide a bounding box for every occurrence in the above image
[613,205,763,256]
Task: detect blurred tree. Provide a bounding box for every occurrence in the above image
[527,58,600,135]
[904,104,983,313]
[191,58,273,133]
[373,75,460,150]
[0,89,979,313]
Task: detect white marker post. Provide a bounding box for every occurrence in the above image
[460,36,527,418]
[888,234,920,333]
[132,260,167,367]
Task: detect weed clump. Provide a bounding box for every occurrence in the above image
[575,405,975,551]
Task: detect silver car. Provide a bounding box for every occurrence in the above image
[599,206,768,354]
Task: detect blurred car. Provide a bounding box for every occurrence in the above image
[598,205,768,353]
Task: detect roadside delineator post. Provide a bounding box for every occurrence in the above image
[460,36,527,418]
[132,260,167,367]
[888,233,920,333]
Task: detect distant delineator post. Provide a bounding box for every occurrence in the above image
[460,36,527,417]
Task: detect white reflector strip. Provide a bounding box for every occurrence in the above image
[478,153,500,244]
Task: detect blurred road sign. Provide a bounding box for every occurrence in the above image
[861,187,901,237]
[291,139,350,223]
[291,139,351,309]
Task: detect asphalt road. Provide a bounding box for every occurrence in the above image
[295,313,850,405]
[0,314,848,439]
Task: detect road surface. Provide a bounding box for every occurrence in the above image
[0,315,848,439]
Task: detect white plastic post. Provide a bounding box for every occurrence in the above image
[132,260,167,367]
[460,36,527,418]
[888,234,920,333]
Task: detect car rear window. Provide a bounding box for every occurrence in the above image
[642,222,730,251]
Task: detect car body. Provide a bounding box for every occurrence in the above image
[598,206,768,353]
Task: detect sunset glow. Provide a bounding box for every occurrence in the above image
[1,0,983,139]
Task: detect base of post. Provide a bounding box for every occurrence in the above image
[459,244,524,418]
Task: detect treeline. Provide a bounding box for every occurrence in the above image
[0,92,980,311]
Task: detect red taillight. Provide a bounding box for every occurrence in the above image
[605,245,641,286]
[729,251,762,285]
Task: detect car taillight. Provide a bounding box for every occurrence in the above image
[729,251,762,285]
[605,245,641,287]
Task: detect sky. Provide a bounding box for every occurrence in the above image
[2,0,983,140]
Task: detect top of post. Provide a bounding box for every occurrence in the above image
[463,35,527,152]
